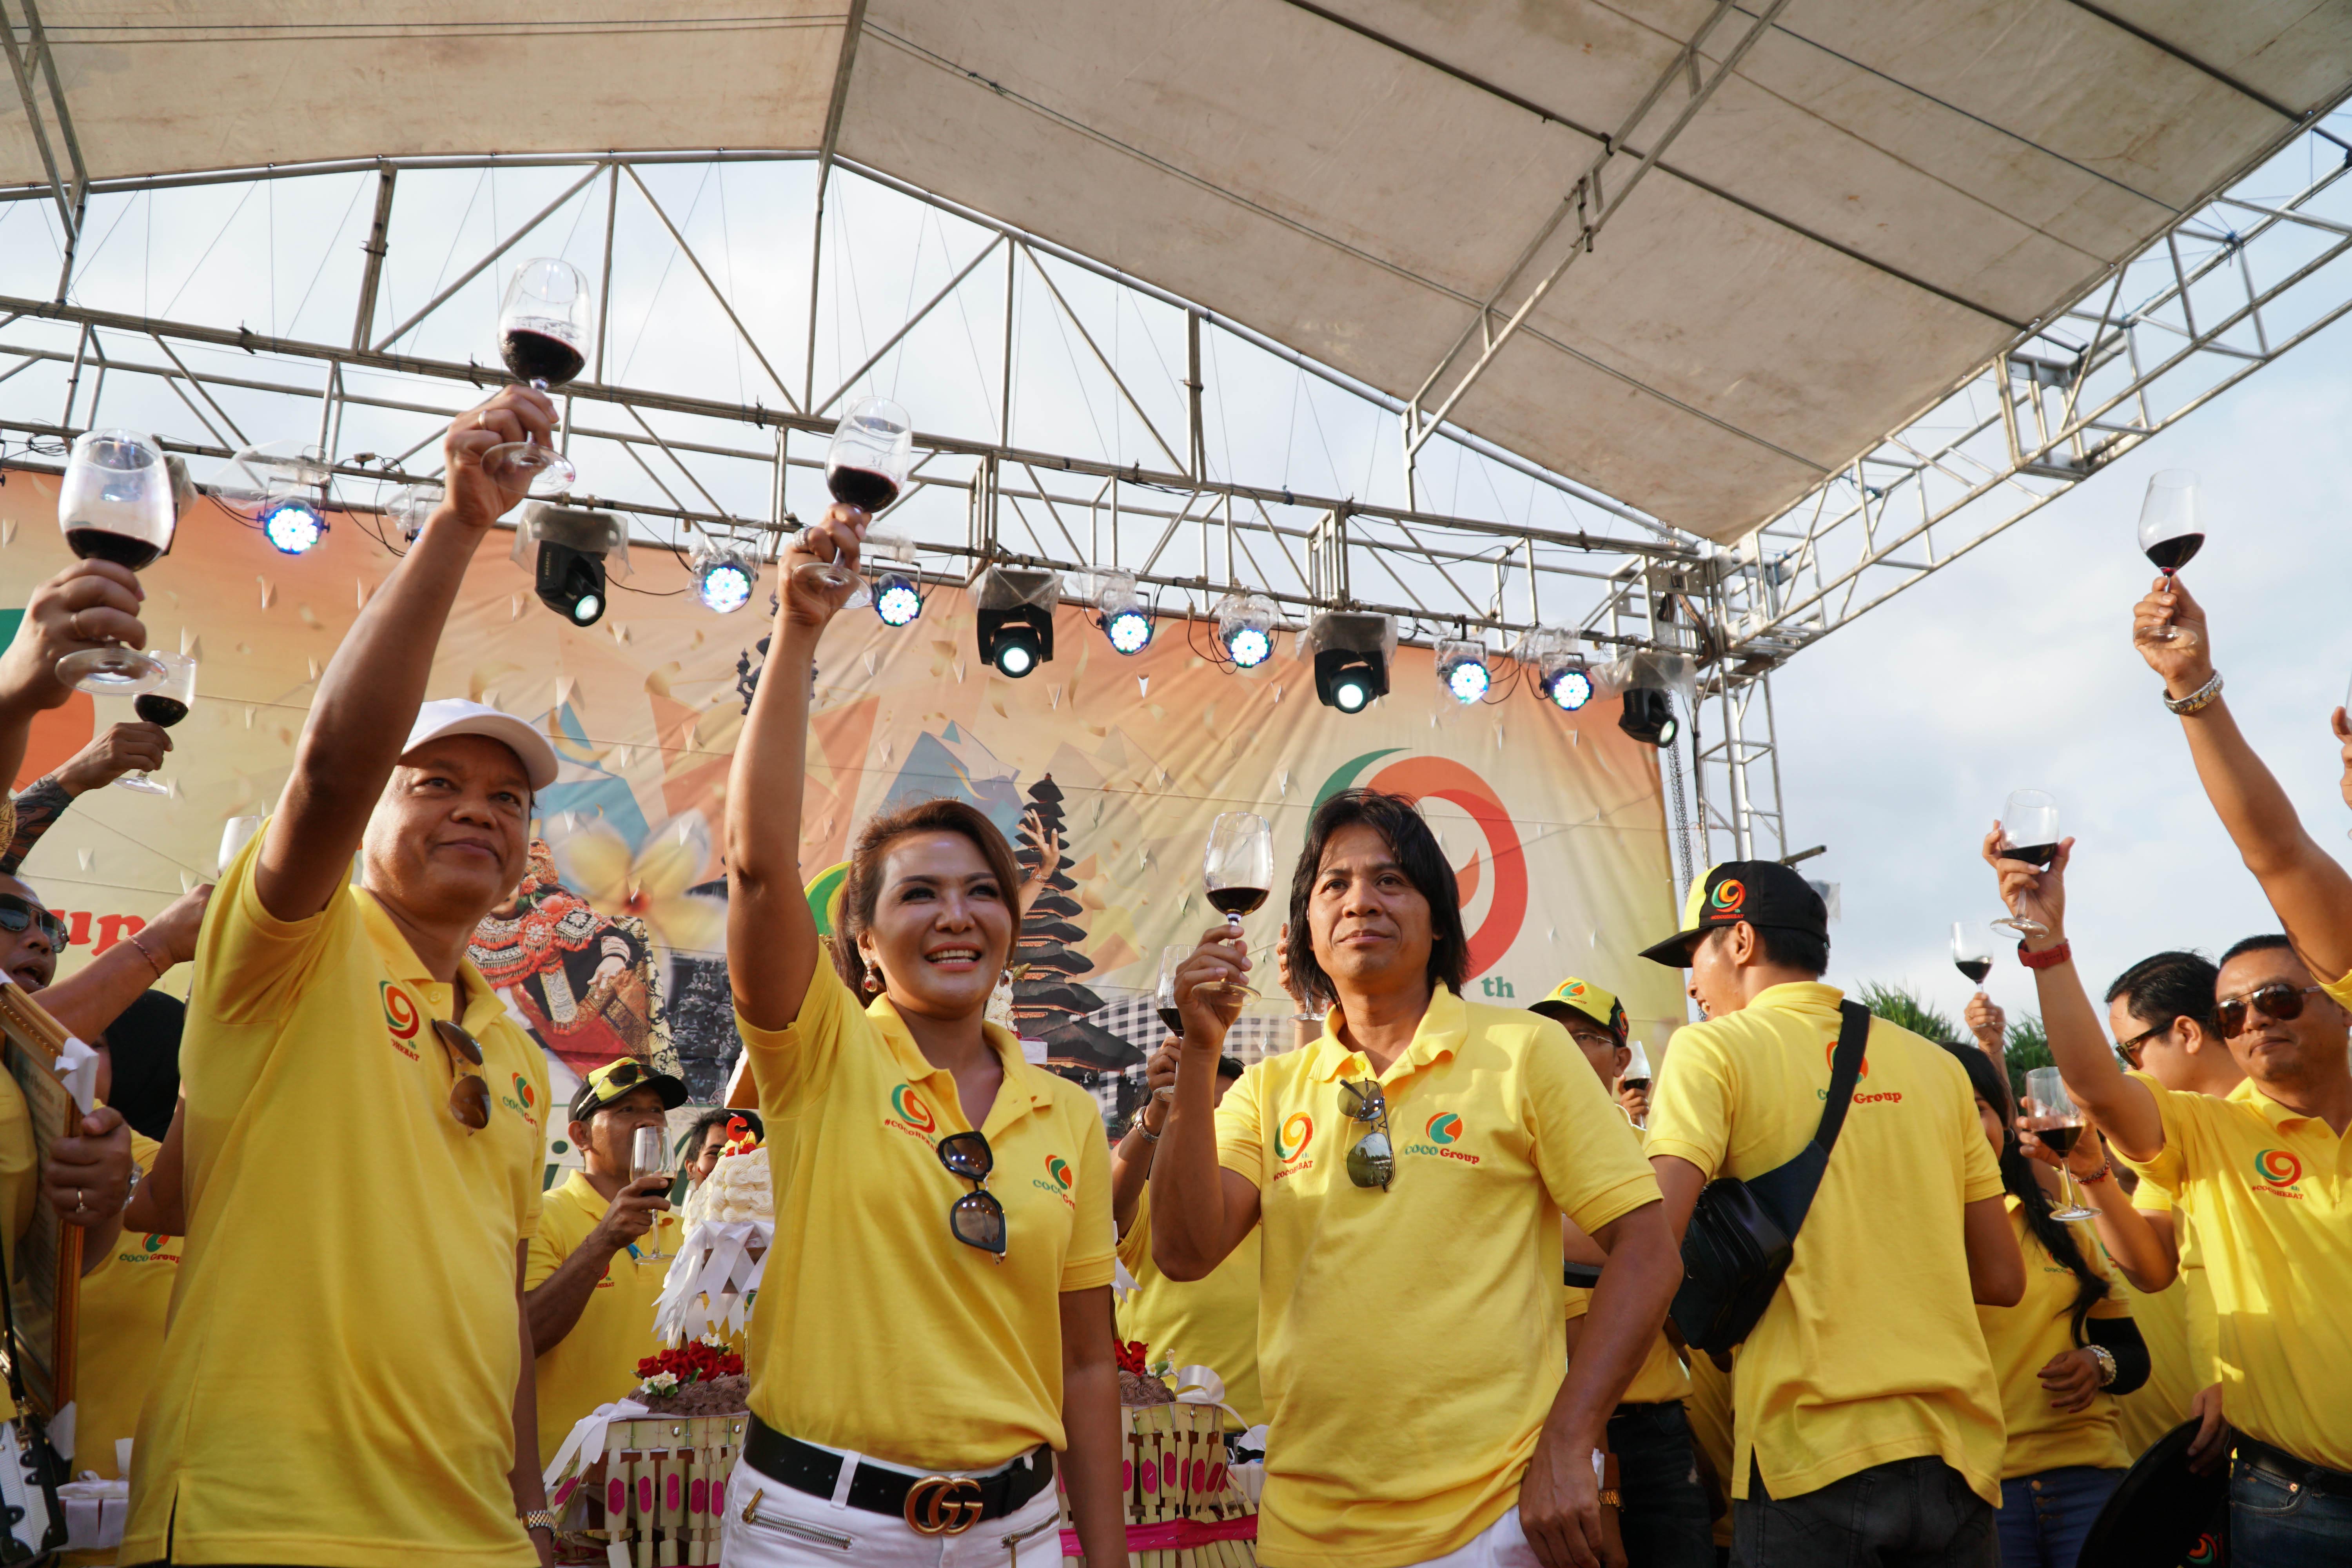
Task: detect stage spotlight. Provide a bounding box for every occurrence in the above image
[689,538,759,615]
[258,495,327,555]
[1519,626,1593,711]
[1214,590,1276,669]
[1303,611,1395,715]
[976,565,1057,679]
[1436,638,1490,705]
[537,541,607,626]
[874,572,923,627]
[1618,686,1678,747]
[1095,571,1153,655]
[517,503,626,629]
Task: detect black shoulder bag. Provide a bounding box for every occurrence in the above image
[1670,999,1869,1356]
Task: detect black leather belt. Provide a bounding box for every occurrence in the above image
[741,1417,1054,1536]
[2238,1434,2352,1497]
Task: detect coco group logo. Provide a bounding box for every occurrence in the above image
[1710,879,1748,917]
[2254,1147,2305,1196]
[1271,1113,1316,1181]
[885,1084,939,1143]
[120,1232,180,1266]
[501,1072,539,1127]
[380,982,422,1060]
[1404,1110,1481,1165]
[1312,752,1527,978]
[1034,1153,1077,1208]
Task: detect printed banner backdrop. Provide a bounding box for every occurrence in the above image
[1,469,1684,1099]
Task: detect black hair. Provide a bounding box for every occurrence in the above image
[1945,1045,2107,1341]
[2219,933,2296,969]
[1283,789,1470,1006]
[1749,923,1829,977]
[1216,1056,1246,1082]
[687,1106,764,1156]
[2103,951,2219,1035]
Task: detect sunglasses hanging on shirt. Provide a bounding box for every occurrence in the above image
[936,1130,1007,1260]
[1337,1078,1394,1191]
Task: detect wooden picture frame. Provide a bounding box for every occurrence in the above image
[0,982,83,1419]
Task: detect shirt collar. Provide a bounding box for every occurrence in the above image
[1307,985,1467,1082]
[357,888,508,1036]
[1744,981,1846,1014]
[865,994,1054,1119]
[2228,1073,2327,1130]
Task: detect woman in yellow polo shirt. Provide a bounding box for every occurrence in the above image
[720,503,1125,1567]
[1948,1045,2149,1568]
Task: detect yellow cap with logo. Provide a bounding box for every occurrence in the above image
[1531,977,1628,1044]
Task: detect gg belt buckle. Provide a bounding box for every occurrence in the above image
[905,1474,985,1536]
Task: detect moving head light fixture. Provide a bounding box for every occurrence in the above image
[1302,611,1396,715]
[517,502,628,628]
[1613,650,1693,748]
[975,565,1058,678]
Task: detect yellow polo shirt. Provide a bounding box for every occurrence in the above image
[1976,1200,2132,1479]
[71,1131,174,1480]
[1116,1190,1264,1428]
[0,1063,32,1422]
[122,841,550,1568]
[526,1170,684,1466]
[736,962,1114,1470]
[1647,983,2006,1506]
[1211,986,1660,1568]
[2110,1186,2218,1458]
[1563,1286,1690,1405]
[2120,1069,2352,1470]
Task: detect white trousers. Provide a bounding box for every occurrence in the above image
[1406,1506,1542,1568]
[719,1452,1062,1567]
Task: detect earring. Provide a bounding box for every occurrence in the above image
[863,971,882,994]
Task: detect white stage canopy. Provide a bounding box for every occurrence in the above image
[4,1,2348,544]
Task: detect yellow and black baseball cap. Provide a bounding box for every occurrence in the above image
[1531,977,1628,1045]
[570,1056,688,1123]
[1638,860,1828,968]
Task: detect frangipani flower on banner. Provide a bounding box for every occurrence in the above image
[548,812,726,958]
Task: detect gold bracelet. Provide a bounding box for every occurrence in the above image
[1597,1488,1622,1508]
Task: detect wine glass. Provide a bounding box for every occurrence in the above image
[2022,1067,2098,1220]
[1952,922,1994,990]
[116,651,197,795]
[2136,471,2202,645]
[482,258,590,496]
[218,815,264,875]
[1991,790,2059,937]
[1200,813,1272,1001]
[1619,1040,1653,1130]
[55,429,175,695]
[810,396,913,592]
[631,1124,670,1260]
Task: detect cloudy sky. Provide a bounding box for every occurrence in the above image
[5,155,2350,1047]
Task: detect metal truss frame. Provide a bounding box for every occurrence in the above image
[0,100,2347,881]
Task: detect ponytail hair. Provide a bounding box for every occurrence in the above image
[1944,1045,2108,1341]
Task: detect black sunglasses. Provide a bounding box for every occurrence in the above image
[435,1018,490,1132]
[2114,1021,2169,1069]
[936,1130,1007,1260]
[2216,983,2327,1039]
[1337,1078,1394,1191]
[0,895,67,951]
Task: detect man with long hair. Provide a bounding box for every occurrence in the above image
[1154,789,1680,1568]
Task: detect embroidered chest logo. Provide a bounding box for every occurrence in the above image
[1821,1039,1902,1104]
[121,1232,179,1266]
[1271,1112,1316,1180]
[885,1085,938,1142]
[2253,1147,2304,1198]
[1033,1154,1076,1208]
[500,1072,539,1126]
[1404,1110,1481,1165]
[380,982,422,1060]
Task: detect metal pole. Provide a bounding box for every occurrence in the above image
[350,164,396,351]
[1186,311,1203,482]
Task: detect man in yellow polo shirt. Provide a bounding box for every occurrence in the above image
[1536,978,1712,1568]
[121,387,562,1568]
[1643,861,2022,1568]
[1154,789,1681,1568]
[526,1058,687,1465]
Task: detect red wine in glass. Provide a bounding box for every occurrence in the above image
[135,694,189,728]
[826,466,900,513]
[2002,843,2060,869]
[118,651,196,795]
[67,529,163,571]
[1205,886,1268,919]
[2037,1124,2083,1158]
[2137,471,2203,644]
[2144,533,2203,574]
[1158,1005,1184,1038]
[1956,957,1992,985]
[499,328,586,388]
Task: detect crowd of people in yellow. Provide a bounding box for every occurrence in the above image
[0,381,2343,1568]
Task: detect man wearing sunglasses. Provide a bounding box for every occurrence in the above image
[525,1057,688,1465]
[1154,789,1680,1568]
[119,386,566,1568]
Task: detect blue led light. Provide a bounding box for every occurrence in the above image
[258,496,326,555]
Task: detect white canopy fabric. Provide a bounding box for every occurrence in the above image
[7,2,2348,541]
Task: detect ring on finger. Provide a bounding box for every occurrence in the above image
[67,609,87,640]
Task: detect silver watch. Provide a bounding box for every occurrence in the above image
[2085,1344,2118,1387]
[520,1507,559,1534]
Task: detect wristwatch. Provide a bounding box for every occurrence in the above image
[1597,1488,1622,1509]
[2085,1345,2118,1388]
[520,1507,559,1534]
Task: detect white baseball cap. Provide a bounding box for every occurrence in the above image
[400,699,561,792]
